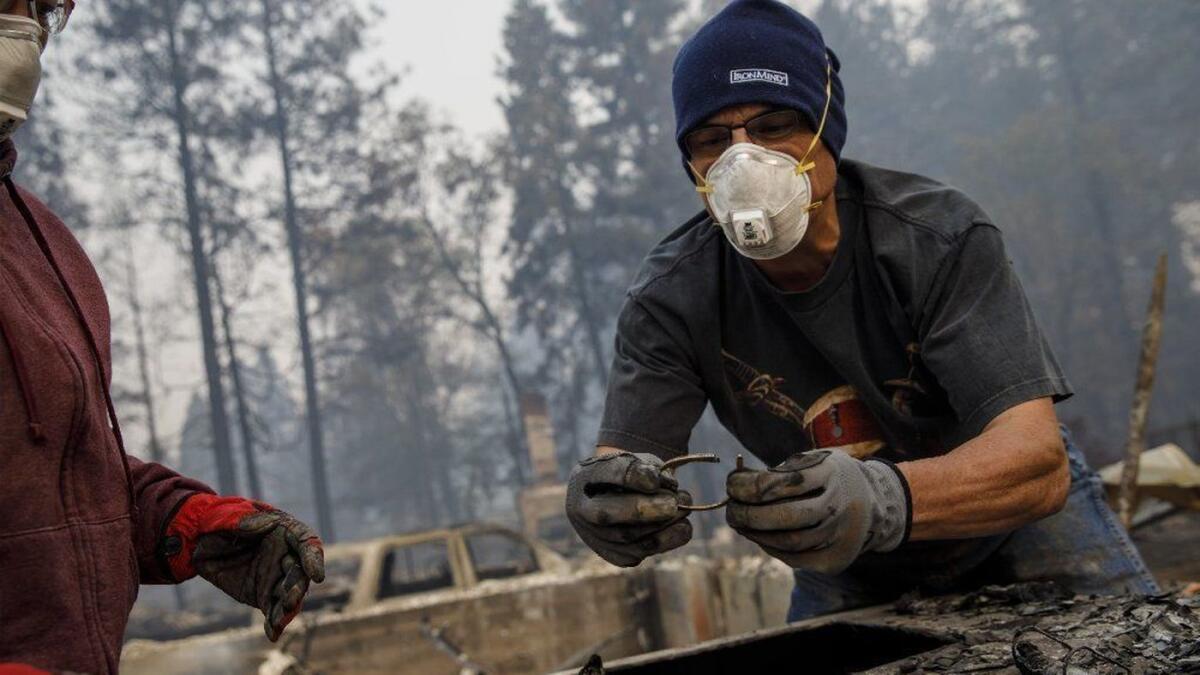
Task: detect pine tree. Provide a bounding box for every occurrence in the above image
[84,0,241,493]
[309,97,468,533]
[228,0,377,541]
[421,145,533,486]
[499,0,695,459]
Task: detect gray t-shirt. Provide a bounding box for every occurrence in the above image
[599,157,1071,468]
[598,159,1073,585]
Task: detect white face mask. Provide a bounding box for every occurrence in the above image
[699,142,819,261]
[0,13,43,142]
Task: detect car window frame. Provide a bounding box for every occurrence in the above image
[375,536,458,600]
[462,528,542,583]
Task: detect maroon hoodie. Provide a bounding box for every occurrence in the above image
[0,141,214,674]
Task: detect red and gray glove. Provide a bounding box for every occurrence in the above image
[162,494,325,641]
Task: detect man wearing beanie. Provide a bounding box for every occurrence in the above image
[566,0,1157,621]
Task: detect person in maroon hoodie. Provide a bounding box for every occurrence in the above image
[0,2,325,673]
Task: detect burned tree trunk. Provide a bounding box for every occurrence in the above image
[1117,253,1168,527]
[258,0,335,541]
[124,236,189,610]
[559,203,611,392]
[123,240,165,465]
[162,0,237,495]
[213,270,263,501]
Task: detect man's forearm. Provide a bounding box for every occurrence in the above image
[898,398,1069,541]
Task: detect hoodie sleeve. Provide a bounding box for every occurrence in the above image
[128,457,216,584]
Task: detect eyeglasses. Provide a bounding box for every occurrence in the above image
[684,109,806,162]
[687,58,834,193]
[0,0,70,35]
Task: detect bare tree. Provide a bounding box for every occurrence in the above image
[421,147,531,485]
[247,0,344,539]
[87,0,241,494]
[213,267,264,500]
[123,237,167,465]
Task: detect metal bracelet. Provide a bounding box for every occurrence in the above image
[660,453,744,512]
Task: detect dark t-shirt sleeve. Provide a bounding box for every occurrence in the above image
[918,224,1072,434]
[597,297,708,459]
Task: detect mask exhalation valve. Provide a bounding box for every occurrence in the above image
[730,208,773,248]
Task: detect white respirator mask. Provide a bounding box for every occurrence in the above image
[689,61,832,261]
[698,143,819,260]
[0,12,44,142]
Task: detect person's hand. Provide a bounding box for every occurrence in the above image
[566,452,693,567]
[163,494,325,641]
[726,449,910,574]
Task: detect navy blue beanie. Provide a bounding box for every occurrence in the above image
[672,0,848,166]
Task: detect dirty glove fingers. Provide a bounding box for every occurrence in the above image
[266,557,309,642]
[251,531,292,614]
[266,599,305,642]
[264,554,304,640]
[636,518,692,557]
[586,520,684,545]
[236,507,283,536]
[591,546,643,568]
[733,516,839,554]
[584,489,694,543]
[575,452,670,495]
[726,452,835,504]
[274,555,308,613]
[593,519,693,568]
[281,518,326,583]
[241,507,326,582]
[576,491,682,527]
[725,492,831,532]
[297,537,325,584]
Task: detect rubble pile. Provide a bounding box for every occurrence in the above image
[575,582,1200,674]
[881,582,1200,673]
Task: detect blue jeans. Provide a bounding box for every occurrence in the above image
[787,426,1161,621]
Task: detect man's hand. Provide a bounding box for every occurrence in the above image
[726,449,910,575]
[164,494,325,641]
[566,452,694,567]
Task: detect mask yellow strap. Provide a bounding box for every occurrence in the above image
[690,161,714,194]
[795,58,833,176]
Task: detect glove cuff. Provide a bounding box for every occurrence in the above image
[863,457,913,552]
[0,664,54,675]
[162,493,273,581]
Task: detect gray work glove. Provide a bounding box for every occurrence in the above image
[566,452,694,567]
[726,449,911,575]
